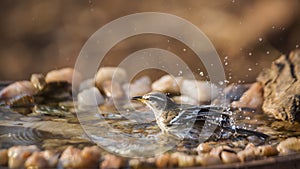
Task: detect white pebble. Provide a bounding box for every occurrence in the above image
[77,87,104,106]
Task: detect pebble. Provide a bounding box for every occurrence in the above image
[168,152,183,167]
[45,67,82,89]
[155,153,170,168]
[220,151,240,164]
[59,146,101,169]
[77,87,104,106]
[181,80,219,102]
[231,82,263,109]
[100,154,125,169]
[25,152,50,168]
[30,73,46,90]
[79,78,95,92]
[123,76,152,98]
[195,154,222,166]
[95,67,128,89]
[0,149,8,166]
[173,95,199,105]
[7,145,39,168]
[0,81,37,99]
[277,137,300,154]
[151,75,183,94]
[255,145,278,156]
[177,154,195,167]
[224,83,251,102]
[102,80,125,99]
[237,147,256,162]
[197,143,213,154]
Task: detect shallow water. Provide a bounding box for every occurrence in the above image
[1,101,300,156]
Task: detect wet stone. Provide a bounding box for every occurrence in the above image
[8,145,40,168]
[277,137,300,155]
[231,82,264,109]
[257,50,300,123]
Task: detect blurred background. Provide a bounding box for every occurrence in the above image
[0,0,299,82]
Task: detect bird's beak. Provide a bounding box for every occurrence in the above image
[131,96,144,101]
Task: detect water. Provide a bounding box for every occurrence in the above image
[1,101,300,156]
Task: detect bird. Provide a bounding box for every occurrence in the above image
[131,91,269,141]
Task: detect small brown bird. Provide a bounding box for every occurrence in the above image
[132,91,269,140]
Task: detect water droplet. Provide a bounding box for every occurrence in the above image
[199,72,204,76]
[296,44,299,48]
[272,25,275,29]
[224,62,228,65]
[266,51,270,55]
[258,37,263,42]
[224,56,228,60]
[218,81,224,85]
[178,70,183,76]
[255,63,259,66]
[183,48,187,52]
[248,68,252,71]
[248,52,252,56]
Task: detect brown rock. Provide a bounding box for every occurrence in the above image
[95,67,128,89]
[25,152,49,168]
[231,82,264,109]
[0,81,37,99]
[100,154,125,169]
[257,50,300,122]
[102,80,125,99]
[0,149,8,166]
[155,153,170,168]
[220,151,240,164]
[151,75,183,94]
[8,145,40,168]
[25,151,58,168]
[59,146,101,169]
[45,67,82,88]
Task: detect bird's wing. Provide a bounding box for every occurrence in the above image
[161,109,198,127]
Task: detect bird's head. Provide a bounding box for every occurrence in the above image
[131,92,177,112]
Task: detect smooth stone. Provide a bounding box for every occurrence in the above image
[151,75,183,94]
[181,80,219,102]
[45,67,82,89]
[77,87,104,106]
[231,82,263,109]
[95,67,127,89]
[123,76,151,98]
[102,80,125,99]
[0,81,37,99]
[8,145,40,168]
[79,78,95,92]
